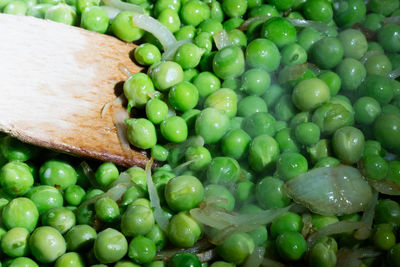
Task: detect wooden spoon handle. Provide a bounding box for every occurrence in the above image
[0,14,148,167]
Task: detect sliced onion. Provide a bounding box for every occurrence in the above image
[101,94,125,118]
[261,257,286,267]
[307,221,365,249]
[360,49,381,64]
[172,159,196,175]
[238,16,271,31]
[132,14,176,52]
[301,213,313,238]
[108,171,132,189]
[112,108,131,151]
[161,38,193,61]
[355,191,378,240]
[384,16,400,25]
[102,0,144,13]
[155,239,213,260]
[100,6,120,20]
[80,161,103,189]
[368,178,400,195]
[286,18,334,33]
[284,165,373,216]
[388,66,400,80]
[243,247,265,267]
[119,64,133,77]
[278,63,308,84]
[213,30,231,50]
[146,158,169,231]
[336,248,381,267]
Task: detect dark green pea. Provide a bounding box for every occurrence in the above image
[64,185,85,206]
[94,228,128,264]
[195,108,230,144]
[363,140,384,157]
[275,128,300,153]
[65,225,97,252]
[242,112,276,138]
[0,136,39,162]
[157,9,180,33]
[303,0,332,22]
[292,78,330,111]
[332,126,365,164]
[121,204,154,236]
[274,94,297,121]
[111,11,144,42]
[276,232,306,261]
[237,95,268,118]
[174,25,196,40]
[204,184,235,210]
[216,232,255,265]
[387,243,400,266]
[365,53,393,76]
[174,43,204,70]
[312,101,354,135]
[150,61,184,91]
[193,71,220,99]
[387,161,400,185]
[204,88,238,118]
[146,98,168,125]
[240,68,270,96]
[308,237,337,267]
[333,0,366,28]
[336,58,366,91]
[311,37,344,69]
[0,161,33,196]
[165,175,204,211]
[213,45,245,80]
[248,4,279,18]
[261,17,296,48]
[169,252,201,267]
[374,113,400,152]
[223,17,244,30]
[361,75,393,105]
[281,43,307,66]
[29,226,66,263]
[134,43,161,66]
[80,6,109,34]
[307,139,331,163]
[375,199,400,226]
[95,162,119,187]
[362,13,385,32]
[263,84,286,108]
[248,135,280,172]
[295,122,320,145]
[126,118,157,149]
[245,38,281,72]
[270,212,303,239]
[221,129,251,160]
[373,226,396,251]
[123,73,155,108]
[1,227,29,257]
[369,0,399,16]
[297,27,323,52]
[207,156,240,185]
[222,0,247,18]
[338,29,368,59]
[377,24,400,53]
[128,236,156,264]
[353,96,381,125]
[180,0,210,26]
[277,152,308,181]
[167,212,202,248]
[185,146,212,171]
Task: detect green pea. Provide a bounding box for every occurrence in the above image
[157,9,180,33]
[308,237,337,267]
[209,0,224,22]
[0,136,39,162]
[312,214,339,230]
[237,95,268,117]
[160,116,188,143]
[65,225,97,251]
[4,0,28,15]
[45,3,77,25]
[216,232,255,264]
[121,204,154,236]
[277,152,308,181]
[295,122,320,145]
[169,252,201,267]
[128,236,156,264]
[292,78,330,111]
[124,73,155,108]
[364,53,393,76]
[145,224,167,251]
[29,226,66,263]
[338,29,368,59]
[332,126,365,164]
[0,161,34,196]
[195,108,230,144]
[204,184,235,210]
[242,112,276,138]
[213,45,245,79]
[2,197,39,232]
[333,0,366,28]
[150,61,184,91]
[41,207,76,234]
[369,0,399,16]
[245,38,281,72]
[175,25,196,40]
[261,17,296,48]
[80,6,109,33]
[55,252,85,267]
[63,185,84,206]
[374,113,400,153]
[121,185,146,207]
[314,157,340,168]
[303,0,332,22]
[248,135,280,172]
[228,28,247,48]
[353,96,381,125]
[207,156,240,185]
[76,0,98,13]
[8,257,39,267]
[167,212,202,248]
[240,68,271,96]
[94,197,120,222]
[270,212,303,239]
[183,68,200,83]
[311,37,344,69]
[154,0,180,16]
[221,129,251,160]
[387,161,400,185]
[174,43,204,70]
[169,82,199,112]
[274,94,297,121]
[223,17,244,30]
[1,227,29,257]
[193,71,221,99]
[318,71,341,96]
[248,4,279,18]
[336,58,366,92]
[145,99,168,125]
[111,11,144,42]
[185,146,212,171]
[126,118,157,149]
[204,88,238,118]
[312,101,354,135]
[362,13,385,32]
[361,75,393,105]
[134,43,161,66]
[95,162,119,187]
[94,228,128,264]
[180,0,210,26]
[276,232,306,261]
[165,175,204,211]
[151,145,169,162]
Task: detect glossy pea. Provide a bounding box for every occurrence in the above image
[249,135,280,172]
[95,162,119,187]
[146,98,168,125]
[335,58,366,91]
[237,95,268,118]
[126,118,157,149]
[180,0,210,26]
[204,88,238,118]
[134,43,161,66]
[216,232,255,265]
[80,6,109,34]
[111,11,144,42]
[240,68,270,96]
[165,175,204,211]
[94,228,128,264]
[167,212,202,248]
[29,226,66,263]
[270,212,303,238]
[213,45,245,80]
[221,129,251,160]
[332,126,365,164]
[277,152,308,181]
[245,38,281,72]
[123,73,155,108]
[195,108,230,144]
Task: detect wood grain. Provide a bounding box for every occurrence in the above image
[0,14,149,167]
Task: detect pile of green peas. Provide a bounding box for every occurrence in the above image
[2,0,400,265]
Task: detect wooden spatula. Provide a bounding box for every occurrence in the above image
[0,14,149,167]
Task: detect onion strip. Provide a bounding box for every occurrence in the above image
[368,178,400,195]
[384,16,400,25]
[286,18,334,33]
[354,190,378,240]
[243,247,265,267]
[161,39,193,61]
[336,248,381,267]
[101,94,125,118]
[80,161,103,189]
[100,6,120,20]
[388,66,400,80]
[146,158,169,231]
[112,108,131,151]
[102,0,144,13]
[238,16,271,31]
[213,30,231,50]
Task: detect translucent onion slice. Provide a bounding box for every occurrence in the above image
[261,257,286,267]
[155,239,213,261]
[354,191,378,240]
[384,16,400,25]
[238,16,271,31]
[336,248,381,267]
[101,94,125,118]
[243,247,265,267]
[301,213,313,237]
[213,30,231,50]
[102,0,144,13]
[278,63,308,84]
[360,49,381,64]
[112,108,131,151]
[286,18,333,33]
[388,66,400,80]
[368,178,400,195]
[80,161,103,189]
[146,158,169,231]
[161,39,193,61]
[100,6,120,20]
[132,14,177,51]
[284,165,373,216]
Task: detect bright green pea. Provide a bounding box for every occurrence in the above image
[124,73,155,108]
[80,6,109,33]
[4,0,28,15]
[126,118,157,149]
[165,175,204,211]
[204,88,238,118]
[111,11,144,42]
[1,227,29,257]
[174,25,196,40]
[65,225,97,252]
[261,17,296,48]
[76,0,98,13]
[39,160,77,190]
[134,43,161,66]
[338,29,368,59]
[160,116,188,143]
[151,145,169,162]
[26,185,63,214]
[150,61,184,91]
[26,3,52,18]
[240,68,270,96]
[289,111,311,129]
[312,214,339,230]
[297,27,323,52]
[95,162,119,187]
[318,71,341,96]
[221,0,247,18]
[0,136,39,162]
[365,53,393,76]
[228,29,247,48]
[128,236,156,264]
[242,112,276,138]
[121,204,154,236]
[292,78,330,111]
[245,38,281,72]
[303,0,332,22]
[169,82,199,112]
[276,232,306,261]
[223,17,244,30]
[312,101,354,135]
[333,0,366,28]
[373,226,396,251]
[0,161,33,196]
[54,252,85,267]
[307,139,331,163]
[41,207,76,234]
[270,212,303,239]
[281,43,307,66]
[248,4,279,18]
[167,212,202,248]
[183,68,200,82]
[64,185,85,206]
[353,96,381,125]
[94,228,128,264]
[193,71,221,99]
[198,18,223,35]
[185,146,212,171]
[8,257,39,267]
[332,126,365,164]
[275,128,300,153]
[146,98,168,125]
[209,0,224,22]
[195,108,230,144]
[277,152,308,181]
[174,43,204,70]
[335,58,366,91]
[180,0,210,26]
[157,9,180,33]
[213,45,245,79]
[248,134,280,172]
[314,157,340,168]
[94,197,120,222]
[237,95,268,117]
[295,122,320,145]
[207,156,240,185]
[374,113,400,153]
[29,226,66,263]
[221,129,251,160]
[45,4,77,25]
[362,155,388,180]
